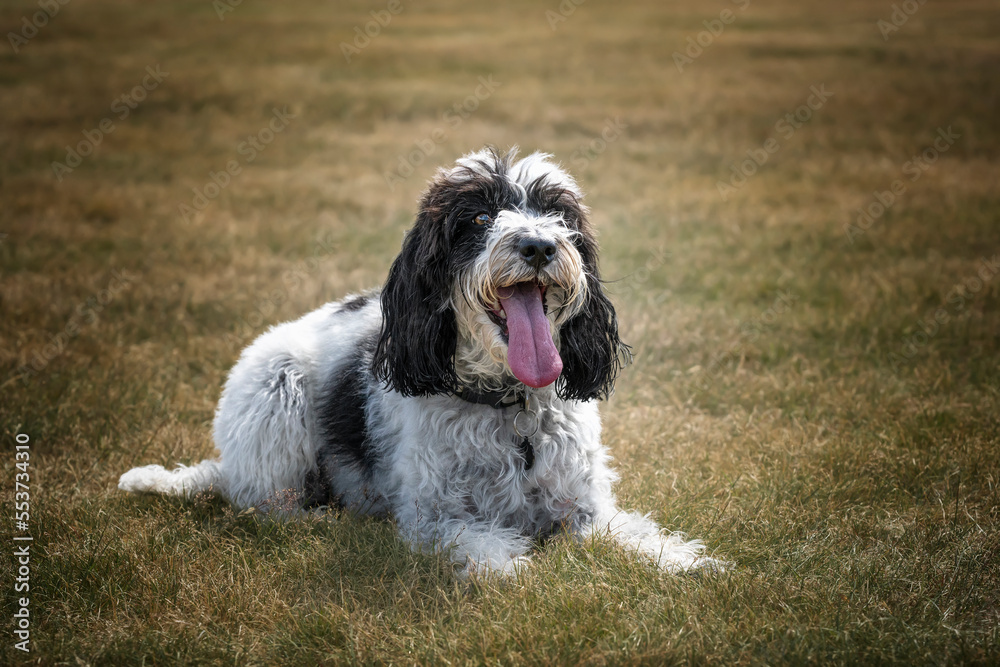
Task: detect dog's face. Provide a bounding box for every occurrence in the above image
[373,148,628,401]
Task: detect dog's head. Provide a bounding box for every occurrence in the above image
[372,147,629,401]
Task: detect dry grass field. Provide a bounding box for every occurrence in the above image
[2,0,999,663]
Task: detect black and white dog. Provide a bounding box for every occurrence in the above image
[120,148,720,577]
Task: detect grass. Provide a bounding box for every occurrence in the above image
[2,0,999,663]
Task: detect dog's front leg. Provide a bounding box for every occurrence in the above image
[392,495,532,578]
[569,453,724,574]
[581,507,717,574]
[385,438,532,577]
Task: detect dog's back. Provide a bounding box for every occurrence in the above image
[119,293,383,510]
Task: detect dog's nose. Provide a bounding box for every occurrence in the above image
[518,238,557,270]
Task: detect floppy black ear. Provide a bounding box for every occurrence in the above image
[372,191,459,397]
[556,216,631,402]
[557,275,630,401]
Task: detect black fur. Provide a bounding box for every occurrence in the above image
[340,293,370,312]
[371,203,460,396]
[311,335,378,506]
[372,151,519,396]
[524,177,583,230]
[556,270,630,401]
[526,175,630,401]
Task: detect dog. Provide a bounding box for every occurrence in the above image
[119,147,721,577]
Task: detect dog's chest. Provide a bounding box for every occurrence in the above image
[435,401,598,528]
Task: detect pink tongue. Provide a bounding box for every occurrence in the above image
[498,282,563,388]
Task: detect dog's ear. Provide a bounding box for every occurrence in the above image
[372,182,459,397]
[556,209,631,402]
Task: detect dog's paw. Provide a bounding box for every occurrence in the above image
[457,554,532,581]
[503,554,532,577]
[685,556,733,576]
[118,464,168,493]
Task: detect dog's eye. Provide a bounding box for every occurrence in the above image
[473,213,492,226]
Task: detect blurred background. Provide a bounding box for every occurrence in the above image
[1,0,999,663]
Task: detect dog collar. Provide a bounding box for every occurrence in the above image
[453,387,537,469]
[453,386,536,470]
[452,386,526,410]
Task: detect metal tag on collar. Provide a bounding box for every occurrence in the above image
[513,394,538,470]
